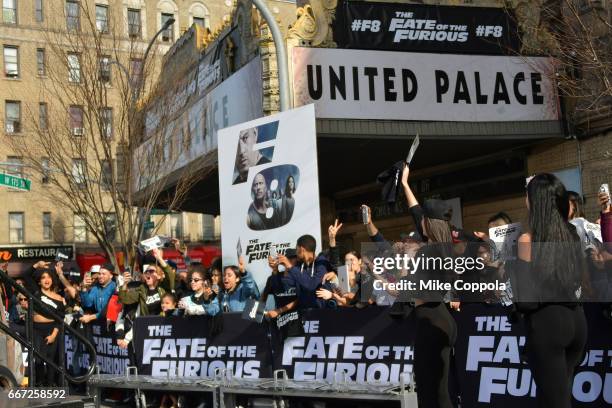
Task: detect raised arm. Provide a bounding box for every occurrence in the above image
[54,262,77,299]
[401,165,419,209]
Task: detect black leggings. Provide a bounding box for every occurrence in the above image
[33,322,61,387]
[414,302,457,408]
[525,304,587,408]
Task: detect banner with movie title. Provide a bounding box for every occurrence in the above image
[217,104,322,290]
[272,307,415,383]
[65,319,129,376]
[452,304,612,407]
[132,314,272,378]
[121,305,609,406]
[291,47,560,122]
[333,0,520,55]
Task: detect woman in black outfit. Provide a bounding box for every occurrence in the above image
[400,165,457,408]
[26,262,66,386]
[515,174,586,408]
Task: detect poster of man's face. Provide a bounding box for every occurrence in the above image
[232,122,278,185]
[246,165,299,231]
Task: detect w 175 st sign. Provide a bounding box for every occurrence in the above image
[0,174,31,191]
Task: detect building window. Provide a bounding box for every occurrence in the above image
[67,53,80,83]
[161,13,174,42]
[69,105,83,136]
[5,100,20,134]
[36,48,45,76]
[7,156,23,177]
[39,102,47,130]
[41,157,50,184]
[43,212,52,240]
[9,212,24,243]
[95,4,108,33]
[129,58,142,88]
[99,55,110,83]
[100,107,112,138]
[169,213,182,239]
[66,0,79,31]
[193,17,205,28]
[101,160,112,190]
[127,8,141,38]
[2,0,17,24]
[104,212,116,242]
[3,46,19,78]
[35,0,43,22]
[73,213,87,242]
[72,158,86,188]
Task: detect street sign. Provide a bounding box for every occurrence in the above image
[0,173,31,191]
[150,208,169,215]
[143,221,154,230]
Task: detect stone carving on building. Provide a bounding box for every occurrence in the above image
[288,0,338,47]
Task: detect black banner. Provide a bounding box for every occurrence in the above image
[65,320,129,376]
[113,305,610,407]
[133,314,272,378]
[452,304,611,407]
[272,307,415,383]
[333,0,520,55]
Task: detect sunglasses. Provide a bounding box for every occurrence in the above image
[144,269,156,274]
[18,297,27,302]
[190,278,202,283]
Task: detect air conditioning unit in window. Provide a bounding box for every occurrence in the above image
[73,127,84,136]
[6,122,20,133]
[6,70,19,78]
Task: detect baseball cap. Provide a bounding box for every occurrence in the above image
[423,199,452,221]
[101,262,115,274]
[89,265,101,274]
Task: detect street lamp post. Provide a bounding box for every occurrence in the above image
[251,0,291,112]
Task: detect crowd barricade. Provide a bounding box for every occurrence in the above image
[67,304,612,408]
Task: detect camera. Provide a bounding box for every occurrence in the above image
[55,251,69,262]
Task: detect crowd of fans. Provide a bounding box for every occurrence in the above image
[0,170,610,408]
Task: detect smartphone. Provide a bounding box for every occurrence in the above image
[270,245,278,259]
[600,184,611,205]
[361,206,369,225]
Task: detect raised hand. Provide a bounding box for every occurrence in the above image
[328,219,343,247]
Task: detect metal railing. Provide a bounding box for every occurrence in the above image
[0,269,97,385]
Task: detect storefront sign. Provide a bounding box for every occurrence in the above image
[291,47,559,122]
[217,105,322,290]
[0,245,74,261]
[135,57,263,193]
[333,1,520,54]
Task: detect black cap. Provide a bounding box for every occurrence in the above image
[285,248,297,258]
[422,199,452,221]
[101,262,115,274]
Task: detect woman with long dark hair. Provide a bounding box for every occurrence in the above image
[27,262,66,386]
[400,165,457,408]
[515,174,586,408]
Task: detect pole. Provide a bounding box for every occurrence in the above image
[251,0,291,112]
